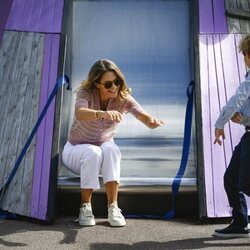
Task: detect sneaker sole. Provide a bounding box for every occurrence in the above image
[79,220,96,226]
[108,220,126,227]
[214,232,250,238]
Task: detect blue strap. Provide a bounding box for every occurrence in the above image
[0,75,70,219]
[125,80,195,220]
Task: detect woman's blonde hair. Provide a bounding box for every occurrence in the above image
[239,35,250,55]
[79,59,131,99]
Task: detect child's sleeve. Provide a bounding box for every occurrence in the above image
[214,81,250,129]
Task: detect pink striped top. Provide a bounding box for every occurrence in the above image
[68,88,145,146]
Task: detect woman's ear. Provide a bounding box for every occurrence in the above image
[95,82,100,89]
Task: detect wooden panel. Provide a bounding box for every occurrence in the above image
[199,34,249,217]
[5,0,64,34]
[30,34,60,220]
[0,0,14,44]
[0,31,43,216]
[225,0,250,33]
[199,0,227,33]
[199,34,219,217]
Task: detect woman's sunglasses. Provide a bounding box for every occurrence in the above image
[99,78,122,89]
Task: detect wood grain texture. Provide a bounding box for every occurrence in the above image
[0,31,43,216]
[225,0,250,33]
[199,34,249,217]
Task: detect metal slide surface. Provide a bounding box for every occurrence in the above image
[60,0,196,186]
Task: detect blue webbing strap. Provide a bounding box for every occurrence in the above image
[0,75,70,219]
[125,80,195,220]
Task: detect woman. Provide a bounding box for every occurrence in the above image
[62,59,164,227]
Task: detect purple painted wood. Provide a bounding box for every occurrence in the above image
[199,0,214,33]
[30,34,60,220]
[199,35,215,217]
[38,34,60,219]
[211,34,233,216]
[199,0,227,34]
[200,34,250,218]
[5,0,64,34]
[212,0,228,33]
[0,0,14,45]
[220,35,245,148]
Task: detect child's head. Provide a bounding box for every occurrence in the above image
[239,35,250,68]
[239,35,250,56]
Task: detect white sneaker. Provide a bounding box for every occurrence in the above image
[79,203,95,226]
[108,203,126,227]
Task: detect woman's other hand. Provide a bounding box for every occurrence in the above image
[99,110,123,123]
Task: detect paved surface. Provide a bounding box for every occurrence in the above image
[1,216,250,250]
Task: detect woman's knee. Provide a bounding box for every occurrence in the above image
[101,141,121,157]
[87,146,103,160]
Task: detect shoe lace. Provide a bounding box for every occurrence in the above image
[81,206,93,217]
[110,206,123,218]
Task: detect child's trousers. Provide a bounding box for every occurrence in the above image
[62,141,122,190]
[224,131,250,227]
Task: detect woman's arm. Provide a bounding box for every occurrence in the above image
[75,107,123,122]
[136,111,165,129]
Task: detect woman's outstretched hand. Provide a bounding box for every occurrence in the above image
[147,117,165,129]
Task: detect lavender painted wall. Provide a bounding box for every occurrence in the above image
[199,34,250,217]
[5,0,64,34]
[199,0,228,33]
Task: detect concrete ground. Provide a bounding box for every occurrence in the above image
[1,216,250,250]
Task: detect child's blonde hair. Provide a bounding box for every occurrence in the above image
[239,35,250,55]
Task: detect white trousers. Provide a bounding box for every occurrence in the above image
[62,141,122,189]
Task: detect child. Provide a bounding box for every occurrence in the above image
[213,35,250,238]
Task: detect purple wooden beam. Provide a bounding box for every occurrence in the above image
[5,0,64,34]
[0,0,14,45]
[213,0,228,33]
[30,34,60,220]
[199,0,228,34]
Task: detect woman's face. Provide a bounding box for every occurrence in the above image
[97,71,120,100]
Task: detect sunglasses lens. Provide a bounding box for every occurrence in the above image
[114,79,122,86]
[103,79,122,89]
[104,81,113,89]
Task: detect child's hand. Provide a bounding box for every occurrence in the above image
[214,128,225,145]
[231,112,243,124]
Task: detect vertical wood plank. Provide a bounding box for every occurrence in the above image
[0,32,25,199]
[220,35,244,148]
[6,32,36,212]
[8,33,44,215]
[199,35,215,217]
[199,0,214,33]
[0,32,20,191]
[0,0,14,45]
[0,32,29,210]
[237,0,250,33]
[212,0,228,33]
[225,0,242,33]
[30,34,60,220]
[38,34,60,219]
[211,34,231,216]
[0,32,43,217]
